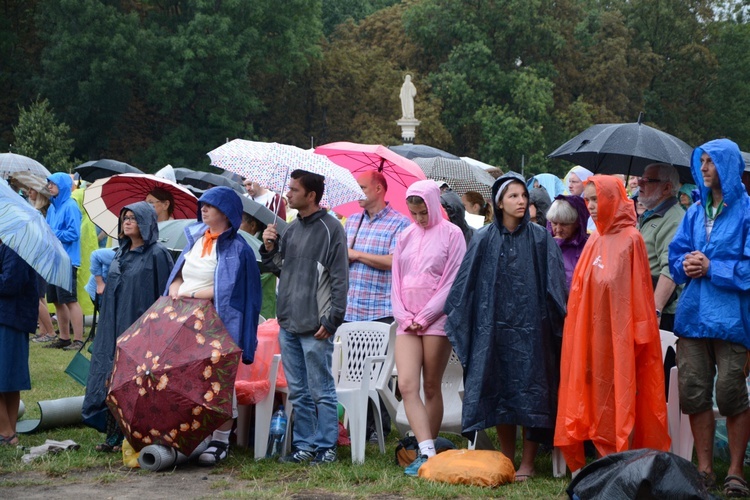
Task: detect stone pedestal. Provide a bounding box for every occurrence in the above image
[396,118,420,144]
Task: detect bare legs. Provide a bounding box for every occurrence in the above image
[726,408,750,479]
[690,409,716,475]
[496,424,538,479]
[0,392,20,443]
[395,334,452,444]
[54,301,83,342]
[38,298,55,335]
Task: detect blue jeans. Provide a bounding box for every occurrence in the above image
[278,327,338,451]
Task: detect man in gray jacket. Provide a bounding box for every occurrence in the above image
[261,169,349,465]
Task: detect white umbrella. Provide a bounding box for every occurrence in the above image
[207,140,364,209]
[0,153,51,179]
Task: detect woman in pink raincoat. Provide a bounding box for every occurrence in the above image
[391,180,467,476]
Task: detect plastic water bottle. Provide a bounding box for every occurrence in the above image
[265,405,287,458]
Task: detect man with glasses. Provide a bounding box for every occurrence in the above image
[637,163,685,332]
[44,173,84,350]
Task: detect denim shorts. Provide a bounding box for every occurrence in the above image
[676,337,750,416]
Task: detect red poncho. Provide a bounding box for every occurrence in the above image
[554,175,670,472]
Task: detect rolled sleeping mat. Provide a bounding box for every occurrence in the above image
[138,438,210,472]
[16,396,84,434]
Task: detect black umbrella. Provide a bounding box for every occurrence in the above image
[239,195,288,235]
[179,170,245,194]
[388,144,460,161]
[172,167,196,182]
[75,159,142,183]
[548,114,694,183]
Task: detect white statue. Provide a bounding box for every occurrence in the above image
[399,75,417,119]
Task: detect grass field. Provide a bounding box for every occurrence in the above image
[0,335,738,498]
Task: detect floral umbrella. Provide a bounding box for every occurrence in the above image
[106,297,242,455]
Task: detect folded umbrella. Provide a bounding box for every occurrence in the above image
[75,159,142,183]
[0,178,72,290]
[314,141,426,216]
[0,152,51,179]
[208,139,364,210]
[107,297,242,455]
[83,174,198,238]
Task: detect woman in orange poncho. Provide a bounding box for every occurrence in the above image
[554,175,669,473]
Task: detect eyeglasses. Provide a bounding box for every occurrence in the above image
[637,177,664,184]
[122,216,137,222]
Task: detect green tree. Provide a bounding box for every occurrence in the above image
[12,98,76,171]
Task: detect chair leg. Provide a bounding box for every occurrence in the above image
[552,448,567,478]
[372,398,386,454]
[236,405,251,449]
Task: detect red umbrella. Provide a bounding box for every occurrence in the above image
[83,173,199,238]
[314,142,427,217]
[106,297,242,455]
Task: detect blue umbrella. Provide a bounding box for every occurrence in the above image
[0,178,73,291]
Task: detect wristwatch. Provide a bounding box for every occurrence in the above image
[191,291,196,299]
[655,309,662,318]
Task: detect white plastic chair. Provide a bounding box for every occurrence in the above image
[660,329,694,460]
[334,321,396,464]
[235,354,293,459]
[379,349,491,450]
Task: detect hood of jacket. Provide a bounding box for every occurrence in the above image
[47,172,73,209]
[586,174,636,235]
[529,186,552,226]
[440,189,475,245]
[491,171,529,231]
[405,179,443,229]
[691,139,746,208]
[198,186,242,237]
[548,194,590,247]
[119,201,159,248]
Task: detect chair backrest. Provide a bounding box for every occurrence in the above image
[336,321,396,391]
[660,329,678,363]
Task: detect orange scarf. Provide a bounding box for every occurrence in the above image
[201,230,221,257]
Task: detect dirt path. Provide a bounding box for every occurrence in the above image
[0,466,355,499]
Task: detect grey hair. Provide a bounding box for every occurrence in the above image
[646,163,680,196]
[547,199,579,225]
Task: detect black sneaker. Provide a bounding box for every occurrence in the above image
[44,338,71,349]
[279,449,315,464]
[198,440,229,466]
[310,447,337,465]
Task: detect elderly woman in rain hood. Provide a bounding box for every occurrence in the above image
[554,175,670,474]
[83,201,174,452]
[391,180,467,476]
[165,186,262,466]
[545,195,590,289]
[444,172,568,481]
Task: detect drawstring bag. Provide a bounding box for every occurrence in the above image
[418,449,516,486]
[63,302,98,386]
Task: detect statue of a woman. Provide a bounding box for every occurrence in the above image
[399,75,417,119]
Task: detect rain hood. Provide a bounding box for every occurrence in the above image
[555,175,670,472]
[668,138,750,349]
[444,173,568,438]
[391,180,466,336]
[45,172,81,267]
[546,194,589,289]
[118,201,159,249]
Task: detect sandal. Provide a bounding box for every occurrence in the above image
[724,475,750,498]
[515,472,535,483]
[95,443,122,453]
[699,470,717,491]
[0,433,18,446]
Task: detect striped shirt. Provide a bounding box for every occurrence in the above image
[344,204,410,321]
